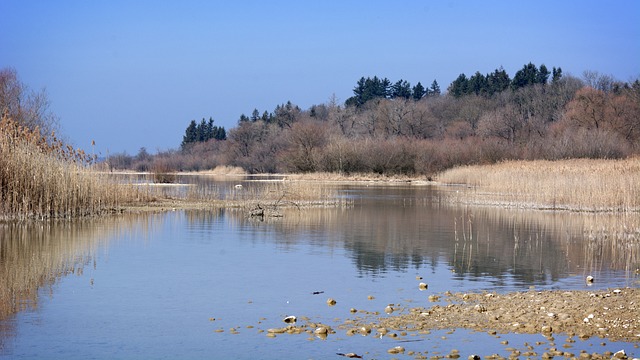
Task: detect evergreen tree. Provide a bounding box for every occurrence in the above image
[261,110,271,122]
[552,67,563,83]
[207,117,215,140]
[250,109,260,122]
[486,67,511,95]
[537,64,550,85]
[181,120,198,149]
[346,76,392,106]
[391,79,412,99]
[412,82,427,100]
[511,62,539,90]
[429,80,441,96]
[196,118,208,142]
[448,74,469,98]
[468,71,488,96]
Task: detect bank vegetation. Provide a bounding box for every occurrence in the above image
[0,116,152,220]
[436,157,640,212]
[108,64,640,181]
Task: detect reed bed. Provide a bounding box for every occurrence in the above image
[227,182,349,206]
[0,117,146,220]
[220,182,351,219]
[436,158,640,212]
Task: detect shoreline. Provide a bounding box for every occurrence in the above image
[344,287,640,344]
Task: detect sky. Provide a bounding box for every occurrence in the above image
[1,1,639,156]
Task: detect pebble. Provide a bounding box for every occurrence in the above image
[387,346,405,354]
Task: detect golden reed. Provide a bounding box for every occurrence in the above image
[436,158,640,212]
[0,116,146,220]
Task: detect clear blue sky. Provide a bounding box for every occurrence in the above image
[2,1,639,155]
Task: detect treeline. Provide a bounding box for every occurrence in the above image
[448,63,562,98]
[108,63,640,177]
[181,117,226,149]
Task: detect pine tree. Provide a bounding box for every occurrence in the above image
[537,64,550,85]
[552,67,563,83]
[391,79,412,99]
[250,109,260,122]
[181,120,198,149]
[412,82,426,100]
[429,80,441,96]
[511,62,539,90]
[487,67,511,95]
[448,74,468,98]
[468,72,488,96]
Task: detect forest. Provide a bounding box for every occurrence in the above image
[105,62,640,177]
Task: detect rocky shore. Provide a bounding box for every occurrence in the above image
[362,288,639,343]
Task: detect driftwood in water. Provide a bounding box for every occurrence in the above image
[248,203,283,219]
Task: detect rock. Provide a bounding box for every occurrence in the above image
[336,353,362,358]
[359,325,372,335]
[387,346,405,354]
[283,315,296,324]
[474,304,487,313]
[612,349,627,359]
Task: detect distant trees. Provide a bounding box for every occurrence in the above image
[114,62,639,176]
[447,63,562,98]
[181,117,226,149]
[564,84,640,142]
[345,76,440,107]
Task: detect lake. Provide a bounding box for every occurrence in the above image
[1,180,638,359]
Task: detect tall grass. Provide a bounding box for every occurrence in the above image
[436,158,640,212]
[0,116,145,220]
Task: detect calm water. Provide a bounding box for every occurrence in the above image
[0,182,638,359]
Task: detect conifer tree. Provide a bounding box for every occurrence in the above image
[181,120,198,149]
[412,82,426,100]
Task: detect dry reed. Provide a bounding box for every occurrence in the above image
[221,182,351,219]
[0,116,147,220]
[436,158,640,212]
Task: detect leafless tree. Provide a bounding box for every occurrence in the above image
[0,67,59,137]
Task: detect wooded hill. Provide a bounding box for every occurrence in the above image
[108,62,640,177]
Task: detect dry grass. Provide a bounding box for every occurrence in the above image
[204,165,248,175]
[436,158,640,212]
[226,182,348,206]
[0,116,148,220]
[284,171,416,182]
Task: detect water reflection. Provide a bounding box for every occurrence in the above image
[0,183,638,359]
[220,185,639,288]
[0,214,164,350]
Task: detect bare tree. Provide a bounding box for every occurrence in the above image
[0,67,59,137]
[281,119,328,172]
